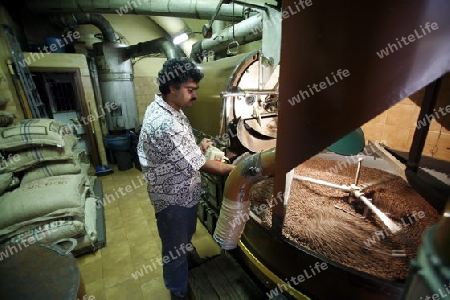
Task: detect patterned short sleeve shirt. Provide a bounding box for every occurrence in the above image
[137,95,206,213]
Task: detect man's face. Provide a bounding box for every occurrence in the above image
[167,78,199,111]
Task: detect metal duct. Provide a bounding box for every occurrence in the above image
[26,0,249,22]
[125,37,180,60]
[212,20,227,34]
[93,42,138,132]
[213,148,276,250]
[149,16,196,58]
[190,13,262,62]
[49,12,140,132]
[49,13,116,42]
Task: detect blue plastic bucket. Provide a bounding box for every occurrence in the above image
[103,134,131,151]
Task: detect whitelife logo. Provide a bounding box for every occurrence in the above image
[416,104,450,129]
[228,191,285,228]
[376,22,439,59]
[116,0,149,16]
[131,243,194,280]
[266,262,328,299]
[288,69,350,106]
[78,102,118,126]
[252,0,313,35]
[18,31,80,67]
[0,227,54,261]
[326,141,388,174]
[419,283,450,300]
[363,211,426,247]
[96,175,146,208]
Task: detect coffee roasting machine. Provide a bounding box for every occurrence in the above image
[188,1,450,299]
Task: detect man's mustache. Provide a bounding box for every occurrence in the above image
[190,98,197,101]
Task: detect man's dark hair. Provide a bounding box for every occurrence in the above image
[158,58,204,95]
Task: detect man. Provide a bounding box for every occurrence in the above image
[137,58,234,299]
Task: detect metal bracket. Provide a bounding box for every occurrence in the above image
[205,0,230,38]
[227,40,240,56]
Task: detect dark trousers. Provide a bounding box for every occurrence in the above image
[155,204,198,294]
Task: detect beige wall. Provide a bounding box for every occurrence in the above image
[130,54,166,125]
[362,73,450,162]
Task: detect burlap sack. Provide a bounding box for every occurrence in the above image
[20,149,85,185]
[1,135,78,173]
[0,172,13,196]
[5,217,85,245]
[84,197,98,243]
[0,194,95,244]
[42,198,99,252]
[0,174,88,237]
[0,119,71,151]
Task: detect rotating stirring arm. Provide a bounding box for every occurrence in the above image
[293,158,401,234]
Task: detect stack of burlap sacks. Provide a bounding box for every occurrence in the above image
[0,118,99,253]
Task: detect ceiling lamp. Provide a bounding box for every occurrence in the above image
[173,32,189,45]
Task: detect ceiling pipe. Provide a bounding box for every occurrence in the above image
[150,16,190,37]
[212,20,227,35]
[126,37,180,59]
[25,0,250,22]
[149,16,197,58]
[49,13,179,60]
[49,13,116,42]
[190,13,262,63]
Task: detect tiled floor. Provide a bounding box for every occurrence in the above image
[76,165,221,300]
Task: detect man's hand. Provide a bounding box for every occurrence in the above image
[200,159,235,176]
[199,138,213,153]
